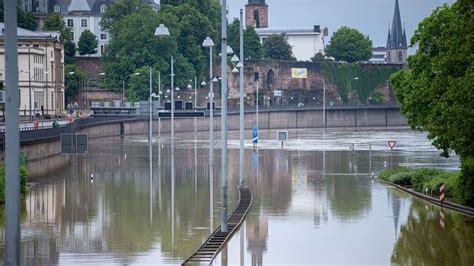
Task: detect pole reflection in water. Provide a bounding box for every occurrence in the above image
[194,121,198,195]
[240,221,245,266]
[172,138,175,253]
[149,139,153,225]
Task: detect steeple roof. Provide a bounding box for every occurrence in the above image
[387,0,407,49]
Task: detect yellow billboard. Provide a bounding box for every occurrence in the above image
[291,68,308,79]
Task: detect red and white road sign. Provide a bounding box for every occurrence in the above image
[388,140,397,150]
[439,183,446,202]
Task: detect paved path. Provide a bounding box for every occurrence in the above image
[183,186,252,265]
[0,119,70,131]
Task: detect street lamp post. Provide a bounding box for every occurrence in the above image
[202,37,215,167]
[122,72,140,103]
[238,9,245,186]
[322,79,326,127]
[220,0,229,233]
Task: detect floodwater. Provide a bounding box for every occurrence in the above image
[1,127,473,265]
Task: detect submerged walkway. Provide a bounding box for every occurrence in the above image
[183,186,253,265]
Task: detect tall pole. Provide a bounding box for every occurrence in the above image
[256,78,259,140]
[4,0,21,264]
[209,45,214,167]
[149,67,153,144]
[239,9,245,186]
[194,76,197,136]
[158,71,161,143]
[170,55,175,248]
[220,0,228,233]
[323,79,326,128]
[208,44,214,234]
[28,48,32,121]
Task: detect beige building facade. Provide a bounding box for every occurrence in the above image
[0,23,64,117]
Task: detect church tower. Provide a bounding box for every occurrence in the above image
[386,0,408,64]
[245,0,268,28]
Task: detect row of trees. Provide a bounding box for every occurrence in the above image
[99,0,300,101]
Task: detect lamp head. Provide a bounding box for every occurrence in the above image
[155,24,171,37]
[232,67,239,73]
[231,55,240,63]
[202,36,215,48]
[236,61,244,69]
[201,81,207,86]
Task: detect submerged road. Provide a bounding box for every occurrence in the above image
[0,127,472,265]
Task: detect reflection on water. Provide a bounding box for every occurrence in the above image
[0,128,472,265]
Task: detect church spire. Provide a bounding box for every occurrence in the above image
[388,0,406,49]
[386,24,391,48]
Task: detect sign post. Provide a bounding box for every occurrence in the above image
[253,126,258,148]
[277,130,288,149]
[439,183,446,204]
[388,140,397,169]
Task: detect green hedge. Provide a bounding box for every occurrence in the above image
[379,167,466,206]
[0,165,28,205]
[460,158,474,207]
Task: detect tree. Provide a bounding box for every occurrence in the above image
[101,0,220,91]
[326,26,372,63]
[262,34,294,61]
[311,52,326,62]
[78,30,98,55]
[42,13,76,57]
[64,64,85,102]
[391,0,474,205]
[228,18,263,60]
[244,26,263,59]
[0,0,37,31]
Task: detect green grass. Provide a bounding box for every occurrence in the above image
[379,167,467,206]
[0,164,29,205]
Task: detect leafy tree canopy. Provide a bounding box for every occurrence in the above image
[42,13,71,41]
[326,26,372,63]
[390,0,473,161]
[262,34,294,61]
[228,18,263,60]
[0,0,37,31]
[78,30,98,55]
[101,0,221,100]
[64,64,85,100]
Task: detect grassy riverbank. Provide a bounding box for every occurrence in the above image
[379,160,474,207]
[0,164,28,204]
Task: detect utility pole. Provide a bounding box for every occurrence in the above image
[4,0,21,264]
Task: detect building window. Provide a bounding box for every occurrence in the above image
[100,45,105,54]
[54,5,61,13]
[81,19,87,27]
[387,51,391,62]
[398,51,403,62]
[67,19,74,27]
[100,4,107,13]
[100,33,107,40]
[71,31,75,41]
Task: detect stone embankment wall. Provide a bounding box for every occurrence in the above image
[3,107,407,177]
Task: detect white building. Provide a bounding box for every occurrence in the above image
[21,0,160,57]
[255,26,328,61]
[0,23,65,117]
[369,46,388,64]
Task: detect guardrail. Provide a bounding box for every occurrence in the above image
[0,117,140,148]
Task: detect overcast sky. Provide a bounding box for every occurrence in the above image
[228,0,455,49]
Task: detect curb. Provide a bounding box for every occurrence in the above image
[378,179,474,217]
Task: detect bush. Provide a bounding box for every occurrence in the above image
[379,167,410,182]
[412,168,440,192]
[460,157,474,207]
[389,171,413,186]
[0,165,28,204]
